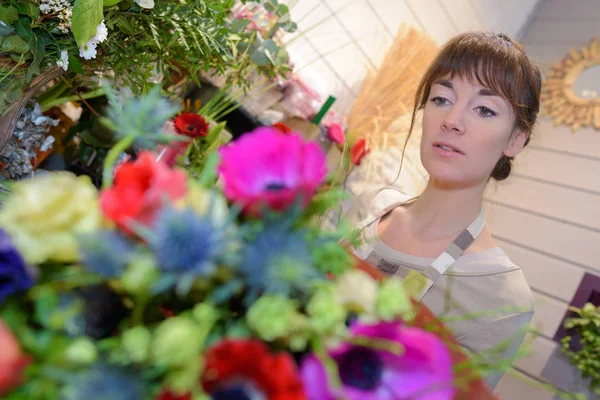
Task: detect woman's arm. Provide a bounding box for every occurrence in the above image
[456,311,534,390]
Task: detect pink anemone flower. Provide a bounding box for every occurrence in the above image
[300,321,455,400]
[218,127,327,215]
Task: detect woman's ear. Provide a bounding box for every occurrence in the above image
[504,129,528,158]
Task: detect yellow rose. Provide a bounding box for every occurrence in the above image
[0,172,101,264]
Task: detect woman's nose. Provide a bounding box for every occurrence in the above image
[441,106,466,135]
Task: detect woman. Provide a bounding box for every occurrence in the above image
[344,31,541,389]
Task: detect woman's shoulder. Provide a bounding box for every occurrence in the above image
[343,187,415,228]
[450,248,534,307]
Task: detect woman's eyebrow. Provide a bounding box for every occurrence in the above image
[433,79,453,89]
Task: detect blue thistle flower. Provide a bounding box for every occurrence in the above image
[79,231,133,278]
[240,225,323,298]
[151,207,239,292]
[61,364,145,400]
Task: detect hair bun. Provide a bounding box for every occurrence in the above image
[491,155,512,181]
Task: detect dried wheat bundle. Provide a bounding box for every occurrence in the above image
[346,25,438,150]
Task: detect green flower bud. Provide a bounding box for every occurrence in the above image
[122,326,152,363]
[307,283,347,335]
[164,357,203,394]
[192,302,218,326]
[152,317,203,367]
[66,337,97,365]
[376,278,414,321]
[246,295,308,342]
[122,254,159,295]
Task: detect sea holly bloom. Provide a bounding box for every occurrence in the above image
[150,206,239,294]
[240,225,322,299]
[61,364,145,400]
[100,152,188,234]
[300,321,455,400]
[218,127,327,215]
[201,339,305,400]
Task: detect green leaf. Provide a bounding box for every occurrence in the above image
[0,6,19,24]
[68,53,84,74]
[72,0,104,47]
[0,21,15,36]
[15,16,32,40]
[230,19,250,33]
[33,287,59,328]
[103,0,122,6]
[16,0,39,19]
[1,34,29,53]
[26,33,44,81]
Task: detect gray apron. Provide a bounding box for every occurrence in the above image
[353,189,485,301]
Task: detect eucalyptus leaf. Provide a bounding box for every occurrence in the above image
[230,19,250,33]
[0,6,19,24]
[1,34,29,53]
[71,0,104,47]
[275,4,289,17]
[279,21,297,33]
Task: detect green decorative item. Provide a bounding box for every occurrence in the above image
[561,302,600,395]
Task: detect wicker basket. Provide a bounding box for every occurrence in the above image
[0,66,64,154]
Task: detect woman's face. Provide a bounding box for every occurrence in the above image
[420,75,527,187]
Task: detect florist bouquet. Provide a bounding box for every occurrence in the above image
[0,88,487,400]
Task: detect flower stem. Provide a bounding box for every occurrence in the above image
[41,87,106,112]
[312,337,343,391]
[132,295,149,326]
[102,135,135,189]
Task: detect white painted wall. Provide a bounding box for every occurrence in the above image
[283,0,542,116]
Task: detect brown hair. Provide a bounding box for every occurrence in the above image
[404,31,542,181]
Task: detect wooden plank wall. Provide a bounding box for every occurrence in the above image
[283,0,540,117]
[487,1,600,398]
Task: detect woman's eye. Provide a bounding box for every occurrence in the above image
[477,106,497,117]
[431,97,449,106]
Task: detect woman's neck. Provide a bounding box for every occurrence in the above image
[408,178,485,238]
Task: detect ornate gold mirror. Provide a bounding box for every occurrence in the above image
[541,38,600,132]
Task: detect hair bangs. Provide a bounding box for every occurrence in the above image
[427,36,525,107]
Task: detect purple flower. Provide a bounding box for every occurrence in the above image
[300,321,455,400]
[0,229,34,304]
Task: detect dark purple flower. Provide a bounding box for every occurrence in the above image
[0,229,33,303]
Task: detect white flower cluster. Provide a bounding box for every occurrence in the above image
[39,0,72,33]
[79,21,108,60]
[55,49,69,71]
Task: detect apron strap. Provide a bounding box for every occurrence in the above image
[423,209,485,282]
